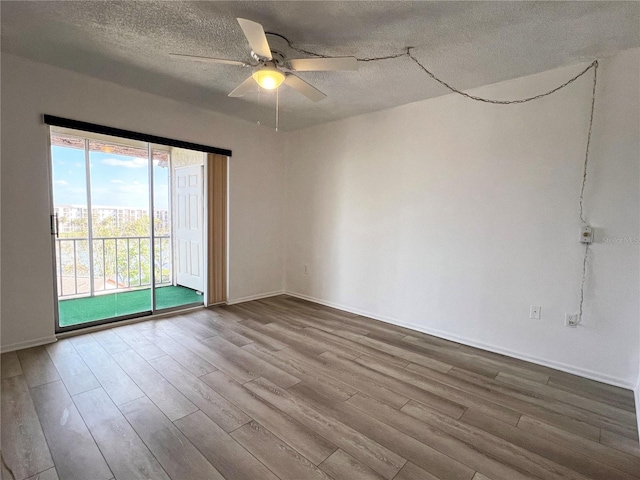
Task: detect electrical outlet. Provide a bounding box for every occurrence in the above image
[529,306,541,319]
[565,313,579,327]
[303,264,309,275]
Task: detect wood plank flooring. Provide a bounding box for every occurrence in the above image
[1,295,638,480]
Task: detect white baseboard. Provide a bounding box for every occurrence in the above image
[1,335,58,353]
[226,290,285,305]
[286,291,635,389]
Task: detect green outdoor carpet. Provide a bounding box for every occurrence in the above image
[58,285,202,327]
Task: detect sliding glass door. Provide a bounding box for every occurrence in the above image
[50,128,204,331]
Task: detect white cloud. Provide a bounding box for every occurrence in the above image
[111,180,124,184]
[55,180,69,186]
[102,157,148,169]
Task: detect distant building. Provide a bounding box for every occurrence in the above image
[55,205,169,233]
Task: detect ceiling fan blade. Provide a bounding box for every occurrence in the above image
[284,74,326,102]
[289,57,358,72]
[228,76,257,97]
[169,53,249,67]
[237,18,272,60]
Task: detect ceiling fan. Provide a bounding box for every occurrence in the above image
[170,18,358,102]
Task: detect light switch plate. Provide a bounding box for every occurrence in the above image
[581,226,593,244]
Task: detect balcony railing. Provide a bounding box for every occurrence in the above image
[55,235,171,298]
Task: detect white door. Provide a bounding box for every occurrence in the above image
[174,165,204,292]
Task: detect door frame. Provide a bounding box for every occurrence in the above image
[48,128,215,334]
[47,129,63,332]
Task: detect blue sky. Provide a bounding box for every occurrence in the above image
[51,146,169,209]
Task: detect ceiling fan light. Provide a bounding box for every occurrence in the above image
[252,67,285,90]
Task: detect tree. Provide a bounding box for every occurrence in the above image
[56,212,171,295]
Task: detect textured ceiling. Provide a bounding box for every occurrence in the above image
[2,1,639,130]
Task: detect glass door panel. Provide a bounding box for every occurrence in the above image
[86,139,152,321]
[51,130,206,331]
[51,137,91,328]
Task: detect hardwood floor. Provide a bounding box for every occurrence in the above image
[1,295,638,480]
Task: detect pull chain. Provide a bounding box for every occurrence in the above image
[276,87,279,132]
[257,88,261,126]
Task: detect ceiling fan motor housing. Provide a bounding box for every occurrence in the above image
[251,49,286,68]
[263,33,293,68]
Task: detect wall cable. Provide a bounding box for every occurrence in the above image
[577,61,599,324]
[580,60,599,227]
[286,40,598,102]
[286,38,410,62]
[287,40,599,321]
[406,48,598,105]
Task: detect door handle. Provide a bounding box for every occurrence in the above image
[51,214,59,238]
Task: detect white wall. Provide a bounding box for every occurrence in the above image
[1,53,285,351]
[285,48,640,387]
